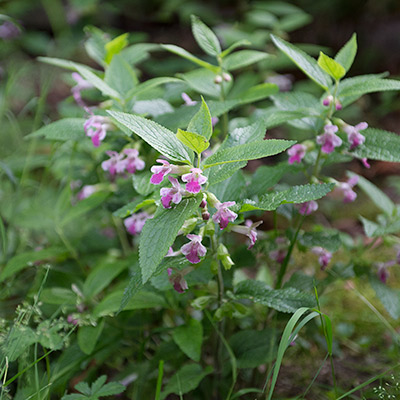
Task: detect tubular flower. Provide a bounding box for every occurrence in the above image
[167,268,189,293]
[287,144,306,164]
[101,151,127,176]
[84,115,110,147]
[298,200,318,215]
[77,185,98,201]
[71,73,93,111]
[316,124,342,154]
[336,176,358,203]
[181,168,208,194]
[344,122,368,150]
[181,92,197,106]
[123,149,145,174]
[231,220,263,249]
[124,212,150,236]
[361,158,370,168]
[212,201,238,230]
[180,234,207,264]
[312,247,332,270]
[150,159,189,185]
[160,176,187,209]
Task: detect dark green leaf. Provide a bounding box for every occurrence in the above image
[172,319,203,361]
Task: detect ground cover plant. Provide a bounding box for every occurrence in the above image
[1,2,400,399]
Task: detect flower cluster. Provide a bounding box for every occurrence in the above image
[102,149,145,177]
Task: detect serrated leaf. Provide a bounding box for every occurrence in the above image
[139,197,201,282]
[299,231,341,252]
[352,128,400,163]
[177,129,210,154]
[161,44,219,72]
[96,381,125,396]
[105,33,129,64]
[339,78,400,98]
[203,139,295,168]
[191,15,221,56]
[239,183,334,212]
[113,198,155,218]
[132,99,174,118]
[335,33,357,72]
[235,280,315,313]
[370,276,400,319]
[317,52,346,80]
[210,170,246,202]
[77,319,104,355]
[107,111,192,163]
[27,118,86,141]
[161,364,213,399]
[104,54,137,98]
[222,50,270,71]
[187,97,212,140]
[120,43,159,65]
[172,319,203,361]
[271,35,332,89]
[132,172,155,196]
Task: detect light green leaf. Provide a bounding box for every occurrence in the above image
[317,52,346,81]
[132,172,155,196]
[339,78,400,97]
[161,364,213,400]
[203,139,295,168]
[220,39,251,58]
[113,198,155,218]
[370,276,400,319]
[191,15,221,56]
[77,319,105,355]
[232,83,279,104]
[27,118,86,141]
[177,129,210,155]
[3,326,38,362]
[139,197,201,282]
[121,43,159,65]
[107,111,192,163]
[161,44,219,72]
[105,33,129,64]
[37,56,91,72]
[40,287,77,305]
[104,54,137,98]
[127,77,183,99]
[299,231,342,252]
[222,50,270,71]
[132,99,174,118]
[187,97,213,140]
[235,280,315,313]
[271,35,332,89]
[335,33,357,72]
[239,183,334,212]
[223,120,267,148]
[210,170,246,203]
[0,247,66,282]
[172,319,203,361]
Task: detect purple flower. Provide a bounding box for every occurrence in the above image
[322,95,333,107]
[298,200,318,215]
[337,176,358,203]
[344,122,368,150]
[316,124,342,154]
[266,74,293,92]
[288,144,306,164]
[124,212,150,235]
[312,247,332,270]
[0,20,21,40]
[212,201,238,230]
[71,73,93,111]
[270,249,286,264]
[378,264,389,284]
[84,115,110,147]
[167,268,189,293]
[231,220,263,249]
[123,149,145,174]
[150,159,172,184]
[182,93,197,106]
[101,151,127,176]
[361,158,370,169]
[77,185,98,200]
[160,176,187,209]
[181,168,208,194]
[181,234,207,264]
[211,117,219,127]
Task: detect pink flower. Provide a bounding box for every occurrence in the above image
[231,220,263,249]
[181,168,208,194]
[361,158,370,168]
[322,95,333,107]
[150,159,172,184]
[337,176,358,203]
[288,144,306,164]
[167,268,189,293]
[270,249,286,264]
[312,247,332,270]
[123,149,145,174]
[71,73,93,111]
[124,212,150,235]
[160,176,187,209]
[298,200,318,215]
[344,122,368,150]
[316,124,342,154]
[180,234,207,264]
[77,185,98,200]
[212,201,238,230]
[101,151,127,176]
[84,115,110,147]
[181,92,197,106]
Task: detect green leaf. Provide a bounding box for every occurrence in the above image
[350,173,395,216]
[161,44,219,72]
[121,43,159,65]
[172,319,203,361]
[222,50,270,71]
[352,128,400,163]
[84,26,108,66]
[77,319,105,355]
[339,78,400,98]
[3,326,38,362]
[203,139,295,168]
[107,111,192,163]
[96,381,126,396]
[0,247,66,282]
[299,231,342,252]
[191,15,221,56]
[38,56,92,72]
[235,280,315,313]
[271,35,332,89]
[187,97,213,140]
[127,77,183,99]
[132,172,155,196]
[161,364,213,399]
[370,276,400,319]
[104,54,137,98]
[40,287,77,305]
[139,197,201,282]
[27,118,86,141]
[220,39,251,58]
[210,170,246,203]
[113,198,155,218]
[232,83,279,104]
[317,51,346,80]
[105,33,129,64]
[132,99,174,118]
[335,33,357,72]
[177,129,210,155]
[239,183,334,212]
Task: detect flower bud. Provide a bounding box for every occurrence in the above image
[214,75,222,84]
[222,72,231,82]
